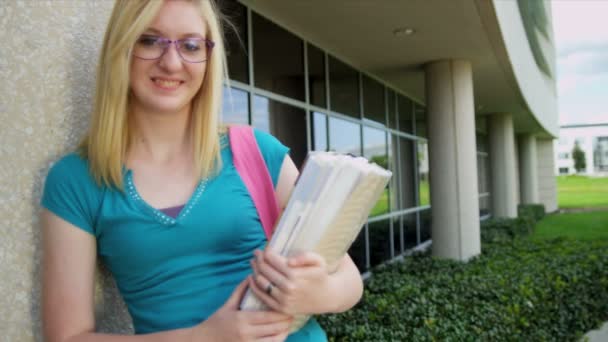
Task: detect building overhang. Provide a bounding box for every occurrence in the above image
[240,0,559,138]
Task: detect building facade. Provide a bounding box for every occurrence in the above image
[555,124,608,176]
[1,0,559,338]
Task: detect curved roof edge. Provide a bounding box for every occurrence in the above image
[482,0,559,138]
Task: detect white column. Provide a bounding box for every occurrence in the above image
[518,134,539,203]
[537,138,558,212]
[488,113,518,217]
[425,60,480,261]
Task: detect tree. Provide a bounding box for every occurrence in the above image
[572,142,586,173]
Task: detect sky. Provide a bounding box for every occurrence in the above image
[552,0,608,125]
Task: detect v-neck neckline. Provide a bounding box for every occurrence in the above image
[124,169,209,227]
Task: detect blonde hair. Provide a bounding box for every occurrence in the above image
[80,0,227,189]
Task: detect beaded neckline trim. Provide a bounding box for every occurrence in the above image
[125,170,209,226]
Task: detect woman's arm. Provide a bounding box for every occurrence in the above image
[41,209,195,342]
[42,210,292,342]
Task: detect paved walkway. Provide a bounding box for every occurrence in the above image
[583,322,608,341]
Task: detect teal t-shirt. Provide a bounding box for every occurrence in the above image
[41,129,327,341]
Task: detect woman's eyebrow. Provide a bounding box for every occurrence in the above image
[143,27,205,38]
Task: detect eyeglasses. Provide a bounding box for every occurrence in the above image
[133,35,215,63]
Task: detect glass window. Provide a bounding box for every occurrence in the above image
[328,117,361,156]
[329,56,359,119]
[348,227,367,272]
[364,127,388,217]
[252,96,308,168]
[388,134,399,212]
[417,141,430,206]
[419,208,432,243]
[368,219,392,267]
[222,86,249,125]
[397,94,413,134]
[477,154,490,196]
[479,195,490,217]
[476,134,488,153]
[387,90,397,130]
[397,137,417,209]
[362,75,385,125]
[252,13,305,101]
[222,1,248,83]
[414,104,428,138]
[311,112,327,152]
[307,44,326,108]
[402,213,418,251]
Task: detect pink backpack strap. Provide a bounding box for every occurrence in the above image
[229,125,280,240]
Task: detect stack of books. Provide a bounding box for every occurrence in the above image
[240,152,392,331]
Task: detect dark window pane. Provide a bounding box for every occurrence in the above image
[329,56,359,118]
[387,90,397,130]
[419,208,432,243]
[348,228,367,272]
[364,127,388,217]
[397,137,417,209]
[252,13,304,101]
[369,219,392,267]
[221,1,248,83]
[388,135,398,212]
[402,213,417,251]
[417,141,430,206]
[308,44,326,108]
[414,104,428,138]
[252,96,307,168]
[476,133,488,153]
[397,94,413,134]
[311,112,327,151]
[362,75,385,125]
[328,117,361,156]
[477,154,489,195]
[480,196,490,217]
[222,86,249,125]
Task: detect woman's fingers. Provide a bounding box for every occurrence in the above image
[245,310,292,325]
[224,276,251,309]
[248,275,284,312]
[249,318,291,338]
[257,249,292,278]
[287,251,325,268]
[251,257,288,292]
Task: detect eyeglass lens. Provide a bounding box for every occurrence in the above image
[133,35,210,63]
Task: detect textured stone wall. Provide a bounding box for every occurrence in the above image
[0,1,133,340]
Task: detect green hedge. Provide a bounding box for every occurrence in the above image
[319,238,608,341]
[480,204,546,243]
[518,203,546,221]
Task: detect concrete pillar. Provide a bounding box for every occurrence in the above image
[425,60,480,261]
[537,138,558,212]
[488,113,518,217]
[518,134,539,203]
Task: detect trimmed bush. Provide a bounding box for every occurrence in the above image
[519,203,546,222]
[320,238,608,341]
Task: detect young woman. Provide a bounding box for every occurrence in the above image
[41,1,363,341]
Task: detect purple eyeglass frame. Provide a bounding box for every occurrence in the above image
[133,36,215,64]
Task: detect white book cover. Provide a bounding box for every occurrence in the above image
[239,152,392,331]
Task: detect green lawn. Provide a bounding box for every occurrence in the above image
[530,211,608,241]
[557,175,608,208]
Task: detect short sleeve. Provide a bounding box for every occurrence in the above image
[253,129,290,188]
[41,153,102,236]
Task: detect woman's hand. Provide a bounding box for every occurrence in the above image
[249,249,335,315]
[191,276,293,342]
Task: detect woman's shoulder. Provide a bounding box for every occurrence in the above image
[48,152,91,177]
[45,152,101,191]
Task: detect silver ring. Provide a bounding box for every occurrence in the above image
[265,282,273,296]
